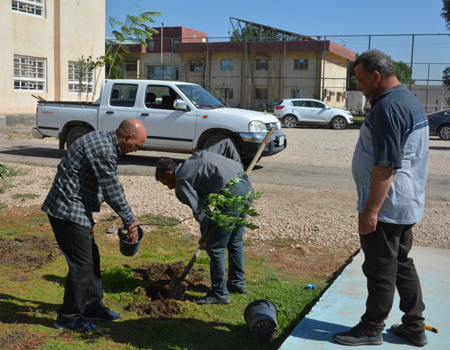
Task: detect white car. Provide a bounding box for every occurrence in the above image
[274,98,354,129]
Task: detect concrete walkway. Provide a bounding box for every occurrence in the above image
[280,246,449,349]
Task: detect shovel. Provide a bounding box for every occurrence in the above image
[167,127,276,300]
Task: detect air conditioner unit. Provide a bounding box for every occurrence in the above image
[323,89,330,97]
[259,102,267,109]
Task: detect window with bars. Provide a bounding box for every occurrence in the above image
[221,60,234,71]
[256,59,269,71]
[291,89,303,98]
[147,65,179,80]
[12,0,44,17]
[219,88,233,99]
[255,88,268,100]
[294,59,309,71]
[14,55,46,91]
[190,61,204,72]
[68,61,94,94]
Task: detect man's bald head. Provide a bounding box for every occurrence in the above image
[115,119,147,155]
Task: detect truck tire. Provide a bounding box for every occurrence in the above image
[203,133,240,153]
[66,126,93,150]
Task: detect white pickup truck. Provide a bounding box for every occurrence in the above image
[32,79,287,165]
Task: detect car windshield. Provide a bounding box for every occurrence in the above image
[176,84,224,109]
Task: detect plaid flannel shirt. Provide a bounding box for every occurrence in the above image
[42,130,135,228]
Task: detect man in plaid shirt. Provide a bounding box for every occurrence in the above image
[42,119,147,333]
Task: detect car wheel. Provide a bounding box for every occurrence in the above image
[203,133,240,153]
[283,115,297,128]
[438,125,450,140]
[66,126,93,149]
[330,116,347,130]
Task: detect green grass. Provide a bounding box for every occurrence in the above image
[0,209,334,350]
[0,165,32,193]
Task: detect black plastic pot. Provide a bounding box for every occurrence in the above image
[244,299,278,342]
[118,225,144,257]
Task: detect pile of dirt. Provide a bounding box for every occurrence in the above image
[0,236,62,270]
[125,262,207,318]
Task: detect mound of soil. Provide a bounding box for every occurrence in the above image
[126,261,207,318]
[0,236,62,270]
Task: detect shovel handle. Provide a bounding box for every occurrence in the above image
[245,126,276,176]
[180,245,203,280]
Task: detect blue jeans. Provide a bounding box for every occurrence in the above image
[204,173,253,297]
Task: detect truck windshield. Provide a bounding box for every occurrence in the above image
[176,84,224,109]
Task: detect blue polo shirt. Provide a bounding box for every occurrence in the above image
[351,84,429,224]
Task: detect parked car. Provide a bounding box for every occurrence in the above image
[274,98,354,130]
[428,109,450,140]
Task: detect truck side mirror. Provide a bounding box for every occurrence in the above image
[174,99,188,111]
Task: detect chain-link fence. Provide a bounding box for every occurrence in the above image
[120,33,450,113]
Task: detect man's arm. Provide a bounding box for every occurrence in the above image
[205,139,241,163]
[175,180,210,232]
[359,165,394,235]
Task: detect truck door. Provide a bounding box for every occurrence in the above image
[138,84,197,150]
[99,83,139,130]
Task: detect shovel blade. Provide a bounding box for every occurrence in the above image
[167,276,188,300]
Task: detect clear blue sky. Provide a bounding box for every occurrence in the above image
[105,0,450,82]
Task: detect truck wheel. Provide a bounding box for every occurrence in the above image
[66,126,93,149]
[203,133,240,153]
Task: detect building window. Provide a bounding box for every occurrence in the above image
[148,41,154,52]
[68,61,94,94]
[147,65,179,80]
[255,88,268,100]
[12,0,44,17]
[190,61,204,72]
[219,88,233,99]
[291,89,303,98]
[126,62,137,72]
[221,60,234,71]
[256,59,269,71]
[173,40,180,51]
[294,59,308,71]
[14,55,46,91]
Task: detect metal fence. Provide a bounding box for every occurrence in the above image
[122,33,450,113]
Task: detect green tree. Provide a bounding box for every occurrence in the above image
[347,54,414,90]
[230,25,281,42]
[107,6,162,79]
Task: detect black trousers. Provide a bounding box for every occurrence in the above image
[48,215,104,320]
[360,221,425,334]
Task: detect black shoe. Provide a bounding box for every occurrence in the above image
[55,316,99,333]
[227,282,248,294]
[391,324,428,347]
[84,307,121,321]
[194,292,230,305]
[333,323,383,346]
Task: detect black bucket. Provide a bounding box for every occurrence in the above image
[244,300,278,342]
[118,225,144,257]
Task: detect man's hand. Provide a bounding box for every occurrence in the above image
[125,221,139,243]
[359,209,378,235]
[198,237,205,249]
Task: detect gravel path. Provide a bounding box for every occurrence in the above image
[1,127,449,249]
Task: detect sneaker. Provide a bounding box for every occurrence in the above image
[227,282,248,294]
[333,323,383,346]
[83,307,121,321]
[194,292,230,305]
[54,316,99,333]
[391,324,428,347]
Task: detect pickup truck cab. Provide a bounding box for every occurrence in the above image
[32,79,286,164]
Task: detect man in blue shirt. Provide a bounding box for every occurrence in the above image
[333,49,429,347]
[43,119,147,333]
[155,139,253,305]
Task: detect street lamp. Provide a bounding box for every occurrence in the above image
[161,22,164,79]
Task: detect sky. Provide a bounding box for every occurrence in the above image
[105,0,450,83]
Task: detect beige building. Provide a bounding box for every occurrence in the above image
[1,0,105,118]
[120,26,356,110]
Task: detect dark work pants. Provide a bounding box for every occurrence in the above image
[48,215,104,321]
[360,221,425,334]
[204,175,253,297]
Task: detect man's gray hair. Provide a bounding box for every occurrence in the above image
[353,49,396,78]
[155,157,177,181]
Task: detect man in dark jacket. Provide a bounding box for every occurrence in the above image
[155,139,253,305]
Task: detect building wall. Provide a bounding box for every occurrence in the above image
[1,0,105,114]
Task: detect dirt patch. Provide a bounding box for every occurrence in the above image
[0,236,62,270]
[125,262,207,318]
